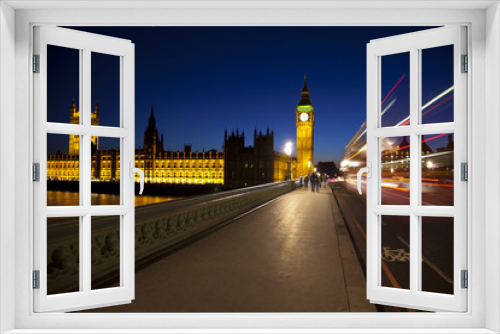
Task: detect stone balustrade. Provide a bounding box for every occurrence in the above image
[47,181,298,295]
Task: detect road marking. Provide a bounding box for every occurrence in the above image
[382,247,410,262]
[396,236,453,284]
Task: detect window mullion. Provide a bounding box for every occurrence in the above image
[409,48,420,294]
[81,48,92,293]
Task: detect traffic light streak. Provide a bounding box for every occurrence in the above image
[344,85,454,162]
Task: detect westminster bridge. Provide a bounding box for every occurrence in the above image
[47,180,375,312]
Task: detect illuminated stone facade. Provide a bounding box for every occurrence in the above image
[47,102,297,187]
[296,75,315,177]
[137,146,224,185]
[68,99,100,155]
[48,103,224,185]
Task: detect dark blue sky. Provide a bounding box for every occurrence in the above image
[48,26,449,163]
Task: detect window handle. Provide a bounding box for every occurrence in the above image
[357,162,371,195]
[130,162,144,195]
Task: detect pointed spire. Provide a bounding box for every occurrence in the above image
[69,97,78,124]
[298,73,312,106]
[71,97,76,112]
[148,103,156,129]
[94,100,100,115]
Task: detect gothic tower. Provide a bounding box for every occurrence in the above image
[143,104,164,154]
[91,101,100,153]
[68,99,100,155]
[296,74,315,177]
[68,98,79,155]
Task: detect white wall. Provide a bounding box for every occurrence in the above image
[486,2,500,333]
[0,2,16,333]
[4,4,497,332]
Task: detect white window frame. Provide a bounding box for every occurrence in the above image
[0,1,498,333]
[366,26,468,312]
[33,26,136,313]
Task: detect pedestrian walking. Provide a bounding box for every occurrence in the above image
[310,173,316,192]
[304,175,309,189]
[316,173,320,192]
[321,173,327,188]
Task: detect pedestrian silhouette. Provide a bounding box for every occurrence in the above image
[310,173,316,192]
[321,173,327,188]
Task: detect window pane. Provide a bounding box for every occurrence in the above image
[421,45,454,124]
[91,52,120,127]
[381,215,410,290]
[47,133,80,206]
[421,133,454,206]
[47,45,80,124]
[381,52,410,127]
[91,137,121,205]
[91,215,121,290]
[421,216,454,294]
[47,217,80,295]
[381,136,410,205]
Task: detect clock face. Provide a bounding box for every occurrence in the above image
[299,113,309,122]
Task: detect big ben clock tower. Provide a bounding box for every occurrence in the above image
[296,74,315,177]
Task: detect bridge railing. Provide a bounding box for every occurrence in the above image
[47,180,298,294]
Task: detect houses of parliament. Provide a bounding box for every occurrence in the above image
[46,77,319,189]
[47,101,226,186]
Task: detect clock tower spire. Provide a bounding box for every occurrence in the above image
[296,74,315,178]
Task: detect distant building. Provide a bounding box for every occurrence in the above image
[69,98,99,155]
[136,106,224,185]
[223,128,297,189]
[47,101,300,188]
[47,103,224,185]
[316,161,339,178]
[381,136,410,174]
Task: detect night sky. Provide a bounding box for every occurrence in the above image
[47,26,451,163]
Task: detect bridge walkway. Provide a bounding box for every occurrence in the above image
[92,185,375,312]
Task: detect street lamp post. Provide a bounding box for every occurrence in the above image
[284,141,292,181]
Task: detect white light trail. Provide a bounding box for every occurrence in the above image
[342,86,454,164]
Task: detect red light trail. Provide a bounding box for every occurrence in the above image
[381,74,406,105]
